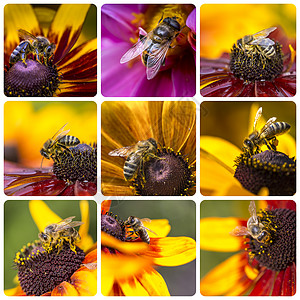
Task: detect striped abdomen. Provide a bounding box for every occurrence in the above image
[58,135,80,146]
[263,122,291,139]
[123,153,140,180]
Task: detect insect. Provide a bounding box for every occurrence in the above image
[120,16,182,80]
[124,216,157,244]
[236,27,277,65]
[40,123,80,168]
[231,201,271,244]
[108,138,160,181]
[243,107,290,155]
[9,29,56,66]
[38,216,83,253]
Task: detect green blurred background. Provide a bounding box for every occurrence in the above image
[4,200,97,290]
[109,200,196,296]
[200,200,250,279]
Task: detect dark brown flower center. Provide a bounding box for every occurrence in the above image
[234,150,296,195]
[15,241,85,296]
[52,143,97,183]
[132,148,194,196]
[230,41,283,81]
[4,59,60,97]
[247,208,296,271]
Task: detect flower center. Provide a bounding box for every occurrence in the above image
[52,143,97,183]
[15,241,85,296]
[132,148,193,195]
[230,41,283,81]
[247,208,295,271]
[101,213,126,242]
[234,150,296,195]
[4,59,60,96]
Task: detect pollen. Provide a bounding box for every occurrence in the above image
[4,60,60,97]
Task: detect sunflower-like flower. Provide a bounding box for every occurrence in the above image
[200,26,296,97]
[200,103,296,196]
[101,4,195,97]
[101,101,196,196]
[4,4,97,97]
[5,200,97,296]
[200,200,296,296]
[101,200,196,296]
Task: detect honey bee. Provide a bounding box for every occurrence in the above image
[243,107,290,155]
[236,27,277,64]
[38,216,83,253]
[231,201,271,244]
[108,138,159,181]
[40,123,80,168]
[120,16,182,80]
[125,216,157,244]
[9,29,56,66]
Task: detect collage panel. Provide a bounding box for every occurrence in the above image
[101,199,196,296]
[101,3,196,97]
[101,101,196,196]
[200,3,296,97]
[4,3,97,97]
[200,200,296,296]
[4,199,97,296]
[200,101,296,196]
[4,101,97,196]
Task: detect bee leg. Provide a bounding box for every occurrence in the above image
[158,13,164,24]
[20,51,27,66]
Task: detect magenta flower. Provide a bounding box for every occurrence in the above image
[101,4,196,97]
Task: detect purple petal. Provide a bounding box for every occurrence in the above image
[186,7,196,33]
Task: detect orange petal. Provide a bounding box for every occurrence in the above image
[148,236,196,266]
[119,276,149,296]
[101,200,111,214]
[141,219,171,237]
[200,217,246,252]
[51,281,79,296]
[201,252,253,296]
[71,269,97,296]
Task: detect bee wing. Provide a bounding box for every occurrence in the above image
[57,216,75,224]
[253,107,263,131]
[248,200,258,222]
[18,29,38,41]
[146,40,172,80]
[259,117,277,136]
[120,33,153,64]
[230,225,250,237]
[251,27,277,40]
[108,145,135,158]
[250,37,275,47]
[140,219,158,236]
[51,123,70,143]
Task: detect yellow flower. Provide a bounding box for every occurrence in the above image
[101,200,196,296]
[4,200,97,296]
[101,101,196,196]
[200,102,296,196]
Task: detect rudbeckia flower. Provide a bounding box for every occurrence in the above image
[5,200,97,296]
[200,103,296,196]
[101,101,196,196]
[200,200,296,296]
[101,4,195,97]
[200,27,296,97]
[4,4,97,97]
[101,200,196,296]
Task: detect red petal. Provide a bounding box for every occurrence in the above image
[249,269,275,296]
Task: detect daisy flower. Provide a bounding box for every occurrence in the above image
[101,4,195,97]
[4,4,97,97]
[200,102,296,196]
[5,200,97,296]
[101,101,196,196]
[200,200,296,296]
[101,200,196,296]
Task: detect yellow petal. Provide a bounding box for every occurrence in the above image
[71,270,97,296]
[149,237,196,266]
[142,219,171,237]
[201,252,252,296]
[29,200,61,231]
[101,270,115,296]
[119,277,149,296]
[200,217,244,252]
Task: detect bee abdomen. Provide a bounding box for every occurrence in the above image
[139,230,150,244]
[123,160,137,180]
[269,122,291,135]
[60,135,80,146]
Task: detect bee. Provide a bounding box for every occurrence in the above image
[40,123,80,168]
[124,216,157,244]
[231,201,271,244]
[243,107,290,155]
[108,138,159,181]
[9,29,56,66]
[120,16,182,80]
[236,27,277,63]
[38,216,83,253]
